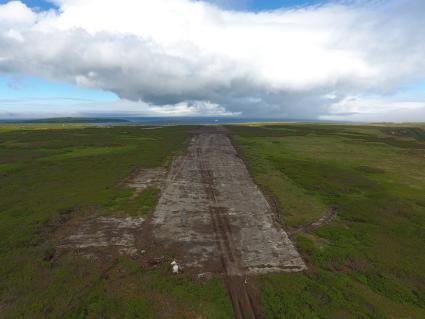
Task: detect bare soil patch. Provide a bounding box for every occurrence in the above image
[55,214,145,259]
[288,207,337,236]
[127,168,167,190]
[52,167,167,261]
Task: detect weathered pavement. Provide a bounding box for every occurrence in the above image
[152,126,306,318]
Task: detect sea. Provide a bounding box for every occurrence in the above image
[107,117,327,125]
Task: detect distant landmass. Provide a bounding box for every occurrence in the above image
[22,117,131,124]
[0,116,354,125]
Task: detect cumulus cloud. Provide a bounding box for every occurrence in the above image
[0,0,425,119]
[0,1,36,27]
[0,98,236,119]
[320,95,425,122]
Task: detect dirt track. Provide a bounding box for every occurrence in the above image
[152,126,305,318]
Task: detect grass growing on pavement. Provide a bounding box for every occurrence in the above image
[106,187,161,217]
[229,123,425,319]
[0,124,233,319]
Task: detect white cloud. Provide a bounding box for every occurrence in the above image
[0,97,237,118]
[0,1,37,27]
[0,0,425,119]
[321,95,425,122]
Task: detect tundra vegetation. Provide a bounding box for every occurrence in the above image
[0,124,232,319]
[0,122,424,318]
[228,123,425,318]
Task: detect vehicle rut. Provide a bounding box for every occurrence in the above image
[199,152,259,318]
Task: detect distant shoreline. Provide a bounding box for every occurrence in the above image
[0,117,131,124]
[0,116,423,126]
[0,116,362,125]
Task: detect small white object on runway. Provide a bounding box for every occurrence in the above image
[171,260,180,274]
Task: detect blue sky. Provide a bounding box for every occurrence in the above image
[0,75,117,102]
[0,0,325,11]
[0,0,55,10]
[240,0,324,11]
[0,75,119,118]
[260,0,322,9]
[205,0,325,11]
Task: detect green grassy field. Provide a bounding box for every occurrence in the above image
[228,123,425,318]
[2,123,424,318]
[0,124,232,318]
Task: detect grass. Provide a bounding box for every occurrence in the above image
[106,187,161,217]
[228,123,425,318]
[2,122,424,318]
[0,124,233,319]
[38,146,134,161]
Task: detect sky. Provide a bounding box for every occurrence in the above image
[0,0,425,121]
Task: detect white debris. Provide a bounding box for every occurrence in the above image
[171,260,180,274]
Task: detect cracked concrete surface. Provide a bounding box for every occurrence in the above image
[56,126,305,279]
[55,126,305,319]
[58,215,144,257]
[152,127,306,275]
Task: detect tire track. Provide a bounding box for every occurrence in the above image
[198,144,260,319]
